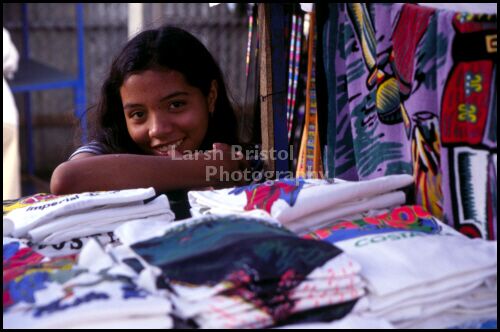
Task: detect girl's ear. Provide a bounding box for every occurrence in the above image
[208,80,218,115]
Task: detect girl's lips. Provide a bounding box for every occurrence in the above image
[152,138,184,155]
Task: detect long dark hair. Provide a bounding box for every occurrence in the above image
[89,26,239,153]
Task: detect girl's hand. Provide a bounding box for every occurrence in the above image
[210,143,251,186]
[211,142,243,159]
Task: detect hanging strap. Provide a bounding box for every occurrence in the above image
[324,4,339,178]
[296,9,324,179]
[286,13,303,142]
[286,14,298,141]
[290,15,303,143]
[258,4,275,174]
[245,5,255,78]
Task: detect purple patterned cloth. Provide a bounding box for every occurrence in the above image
[327,3,496,239]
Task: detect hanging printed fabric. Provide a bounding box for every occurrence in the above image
[286,13,297,141]
[438,11,497,240]
[286,13,303,142]
[289,9,310,173]
[325,3,496,239]
[242,3,261,145]
[245,5,254,79]
[296,7,324,179]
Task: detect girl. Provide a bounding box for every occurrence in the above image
[50,26,252,195]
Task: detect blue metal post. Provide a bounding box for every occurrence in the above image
[75,3,87,143]
[21,3,35,176]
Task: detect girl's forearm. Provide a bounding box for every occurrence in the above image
[50,154,234,194]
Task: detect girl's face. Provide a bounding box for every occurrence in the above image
[120,69,217,156]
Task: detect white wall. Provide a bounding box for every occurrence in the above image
[128,3,144,39]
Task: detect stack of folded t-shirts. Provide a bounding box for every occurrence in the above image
[3,237,173,329]
[3,194,111,258]
[188,174,414,234]
[3,188,175,244]
[3,193,59,236]
[303,205,497,329]
[110,215,366,329]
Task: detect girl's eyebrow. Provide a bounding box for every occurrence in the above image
[123,91,189,110]
[159,91,189,103]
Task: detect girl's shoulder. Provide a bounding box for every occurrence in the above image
[68,141,111,160]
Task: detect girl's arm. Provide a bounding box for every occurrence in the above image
[50,150,247,195]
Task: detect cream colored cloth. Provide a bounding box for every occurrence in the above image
[3,27,21,199]
[3,27,19,81]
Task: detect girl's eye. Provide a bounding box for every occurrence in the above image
[130,111,145,119]
[169,101,186,111]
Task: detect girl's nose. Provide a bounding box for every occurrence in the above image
[149,114,174,139]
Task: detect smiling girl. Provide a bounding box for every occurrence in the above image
[50,26,251,195]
